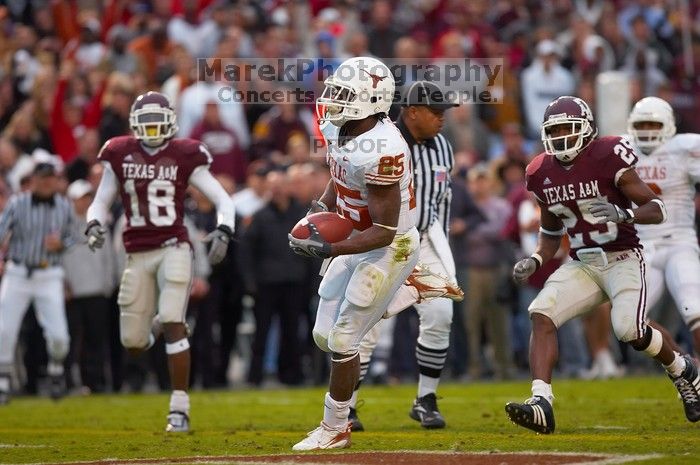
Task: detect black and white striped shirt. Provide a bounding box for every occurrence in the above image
[396,118,454,234]
[0,192,77,268]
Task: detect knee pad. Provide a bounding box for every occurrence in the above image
[611,313,641,343]
[117,269,140,308]
[312,329,331,353]
[158,248,192,323]
[630,326,663,357]
[327,328,356,355]
[345,262,386,308]
[120,321,150,350]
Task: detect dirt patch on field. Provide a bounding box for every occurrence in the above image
[46,451,655,465]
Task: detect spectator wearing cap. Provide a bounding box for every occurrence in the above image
[459,163,514,380]
[0,162,78,404]
[61,179,116,394]
[520,40,576,139]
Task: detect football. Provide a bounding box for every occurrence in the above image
[290,212,353,243]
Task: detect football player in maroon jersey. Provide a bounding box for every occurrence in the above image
[85,92,235,432]
[505,96,700,434]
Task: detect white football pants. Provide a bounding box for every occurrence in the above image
[361,223,456,361]
[644,241,700,331]
[0,262,69,368]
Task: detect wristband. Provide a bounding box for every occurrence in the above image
[530,253,543,270]
[624,208,635,224]
[85,219,101,235]
[217,224,235,239]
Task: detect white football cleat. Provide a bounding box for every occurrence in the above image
[166,411,190,432]
[406,265,464,303]
[292,422,351,451]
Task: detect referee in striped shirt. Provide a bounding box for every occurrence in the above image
[0,162,77,404]
[351,81,460,429]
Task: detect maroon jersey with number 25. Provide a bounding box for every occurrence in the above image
[98,135,212,252]
[526,136,641,257]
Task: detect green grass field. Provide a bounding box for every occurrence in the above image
[0,375,698,465]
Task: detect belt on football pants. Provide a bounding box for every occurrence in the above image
[10,259,49,278]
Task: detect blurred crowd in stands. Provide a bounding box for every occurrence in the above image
[0,0,699,395]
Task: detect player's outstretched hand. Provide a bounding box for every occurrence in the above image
[203,225,234,265]
[589,196,630,224]
[85,220,106,252]
[513,258,537,284]
[288,223,332,259]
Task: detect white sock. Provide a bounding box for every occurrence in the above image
[663,352,687,378]
[418,374,440,398]
[531,379,554,406]
[169,390,190,415]
[323,392,351,430]
[47,361,64,377]
[349,389,358,409]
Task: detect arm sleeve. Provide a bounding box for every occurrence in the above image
[0,196,17,243]
[189,166,236,231]
[86,162,119,226]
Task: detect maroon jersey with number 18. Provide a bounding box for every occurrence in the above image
[526,136,641,257]
[98,136,212,252]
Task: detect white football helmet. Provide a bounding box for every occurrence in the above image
[627,96,676,154]
[316,56,395,127]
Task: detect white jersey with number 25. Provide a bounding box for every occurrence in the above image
[322,119,416,235]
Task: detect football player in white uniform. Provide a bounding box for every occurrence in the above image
[289,57,420,450]
[628,96,700,355]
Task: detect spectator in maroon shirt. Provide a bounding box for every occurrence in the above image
[189,100,248,185]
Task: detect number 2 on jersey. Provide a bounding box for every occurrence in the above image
[548,198,618,248]
[124,179,177,227]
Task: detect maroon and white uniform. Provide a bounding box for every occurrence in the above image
[527,136,650,343]
[527,136,640,257]
[98,136,211,252]
[88,135,234,349]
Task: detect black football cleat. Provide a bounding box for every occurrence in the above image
[409,393,446,429]
[505,396,555,434]
[670,354,700,422]
[49,375,66,401]
[348,407,364,432]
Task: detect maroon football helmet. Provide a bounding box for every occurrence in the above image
[541,96,597,162]
[129,91,178,147]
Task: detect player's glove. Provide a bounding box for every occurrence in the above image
[288,223,332,259]
[203,225,234,265]
[85,220,106,252]
[513,257,539,284]
[589,197,634,224]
